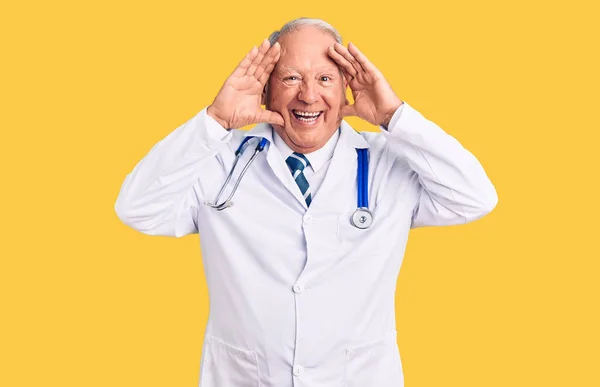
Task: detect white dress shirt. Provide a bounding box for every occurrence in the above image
[273,126,338,198]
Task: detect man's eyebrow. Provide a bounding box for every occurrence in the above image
[275,66,297,73]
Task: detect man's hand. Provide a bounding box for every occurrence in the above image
[207,39,284,129]
[328,42,403,128]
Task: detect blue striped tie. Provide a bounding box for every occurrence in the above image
[285,152,312,207]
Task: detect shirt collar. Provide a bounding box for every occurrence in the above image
[272,128,340,173]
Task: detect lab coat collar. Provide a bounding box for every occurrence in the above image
[244,120,369,211]
[244,122,274,144]
[338,119,370,150]
[244,123,305,209]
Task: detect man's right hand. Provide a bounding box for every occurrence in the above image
[207,39,284,129]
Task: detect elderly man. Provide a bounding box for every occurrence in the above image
[115,17,497,387]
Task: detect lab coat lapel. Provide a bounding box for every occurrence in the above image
[308,120,371,211]
[244,124,309,210]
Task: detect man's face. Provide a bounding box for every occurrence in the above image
[263,26,347,154]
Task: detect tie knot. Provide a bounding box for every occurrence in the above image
[286,152,310,173]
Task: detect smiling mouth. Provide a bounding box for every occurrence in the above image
[292,109,324,123]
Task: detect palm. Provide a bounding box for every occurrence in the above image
[347,76,391,126]
[208,40,283,129]
[328,43,402,126]
[214,76,264,128]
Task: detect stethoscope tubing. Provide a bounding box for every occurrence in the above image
[206,136,374,228]
[358,148,367,208]
[205,136,267,210]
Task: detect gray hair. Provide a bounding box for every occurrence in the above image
[268,18,343,46]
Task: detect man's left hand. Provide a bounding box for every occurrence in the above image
[328,42,403,128]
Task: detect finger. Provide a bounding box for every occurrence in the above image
[327,45,357,77]
[257,51,280,86]
[246,39,270,76]
[347,42,378,75]
[332,54,356,84]
[259,109,285,126]
[232,46,259,77]
[333,42,364,75]
[254,42,280,82]
[341,104,357,118]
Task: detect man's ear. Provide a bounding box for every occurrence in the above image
[261,84,267,106]
[343,78,350,106]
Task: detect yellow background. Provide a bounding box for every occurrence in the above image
[1,0,599,386]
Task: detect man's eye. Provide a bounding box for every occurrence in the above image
[321,76,330,82]
[286,76,298,81]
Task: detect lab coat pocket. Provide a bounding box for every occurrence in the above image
[344,330,403,387]
[202,335,260,387]
[337,214,382,257]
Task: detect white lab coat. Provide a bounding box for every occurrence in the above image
[115,102,498,387]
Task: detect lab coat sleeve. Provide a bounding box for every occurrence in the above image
[114,107,233,237]
[380,102,498,228]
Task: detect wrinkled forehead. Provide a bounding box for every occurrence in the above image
[274,26,340,74]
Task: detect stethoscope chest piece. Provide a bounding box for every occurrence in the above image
[351,207,373,229]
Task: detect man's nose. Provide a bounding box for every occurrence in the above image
[297,80,319,104]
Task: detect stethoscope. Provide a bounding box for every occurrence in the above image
[205,136,374,229]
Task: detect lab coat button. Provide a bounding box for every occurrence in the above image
[303,215,312,224]
[293,365,303,376]
[293,284,304,293]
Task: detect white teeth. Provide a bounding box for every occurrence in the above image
[294,110,321,117]
[297,116,318,122]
